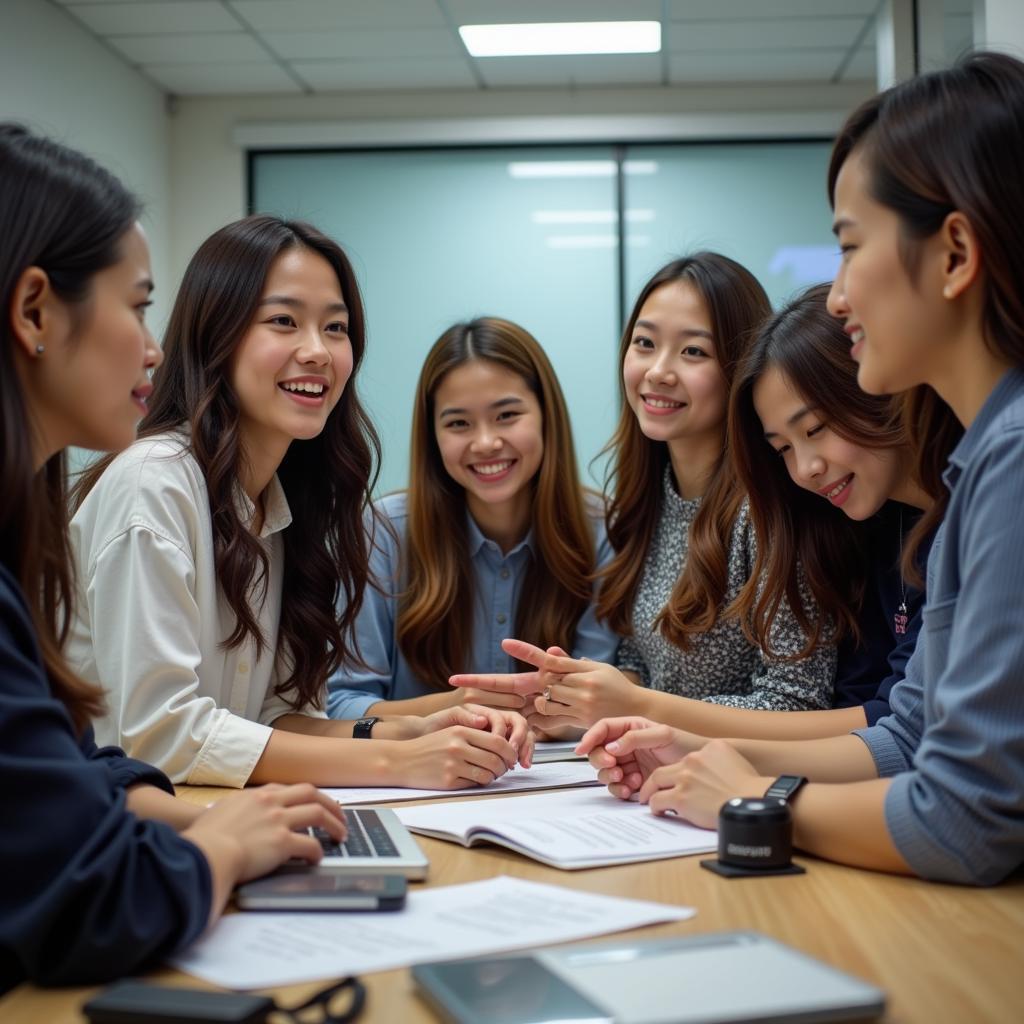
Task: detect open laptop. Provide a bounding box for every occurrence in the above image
[294,806,428,880]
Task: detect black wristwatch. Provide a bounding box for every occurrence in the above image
[764,774,807,803]
[352,716,379,739]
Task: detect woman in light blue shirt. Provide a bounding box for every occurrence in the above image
[328,317,617,722]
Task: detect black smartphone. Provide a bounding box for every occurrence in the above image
[83,980,272,1023]
[235,872,407,911]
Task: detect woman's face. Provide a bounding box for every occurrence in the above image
[621,280,727,447]
[24,222,162,463]
[827,148,953,396]
[231,245,353,461]
[753,364,903,521]
[433,359,544,521]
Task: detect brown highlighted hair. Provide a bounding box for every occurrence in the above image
[728,284,961,657]
[397,317,596,684]
[596,253,771,647]
[0,124,140,732]
[75,215,379,711]
[828,51,1024,560]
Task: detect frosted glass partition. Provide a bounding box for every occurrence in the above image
[623,142,837,308]
[252,147,620,494]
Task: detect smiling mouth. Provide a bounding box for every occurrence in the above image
[469,459,515,478]
[279,381,326,395]
[821,474,854,500]
[642,395,686,411]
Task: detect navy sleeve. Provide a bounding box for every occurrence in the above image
[83,727,177,795]
[0,568,211,994]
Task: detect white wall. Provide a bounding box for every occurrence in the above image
[168,80,871,290]
[0,0,172,330]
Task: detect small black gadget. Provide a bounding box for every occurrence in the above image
[701,796,806,878]
[352,716,379,739]
[764,773,808,803]
[83,977,365,1024]
[236,871,406,910]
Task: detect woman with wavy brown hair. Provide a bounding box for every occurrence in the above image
[67,217,530,791]
[326,316,616,723]
[456,254,834,731]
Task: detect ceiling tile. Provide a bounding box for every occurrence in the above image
[669,49,851,82]
[669,18,867,51]
[264,28,461,61]
[63,2,238,35]
[107,32,267,64]
[668,0,876,17]
[841,46,875,81]
[141,60,301,94]
[446,0,661,25]
[478,53,662,88]
[228,0,446,32]
[293,58,478,91]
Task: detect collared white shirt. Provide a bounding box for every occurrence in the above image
[67,433,323,787]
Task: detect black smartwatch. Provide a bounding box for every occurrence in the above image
[764,774,807,803]
[352,716,379,739]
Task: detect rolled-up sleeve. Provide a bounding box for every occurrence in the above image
[870,434,1024,885]
[84,525,272,787]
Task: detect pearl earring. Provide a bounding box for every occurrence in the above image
[35,344,44,355]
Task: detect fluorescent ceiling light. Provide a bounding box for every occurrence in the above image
[460,21,661,58]
[508,160,658,179]
[546,234,651,250]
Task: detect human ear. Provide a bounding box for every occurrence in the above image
[8,266,63,358]
[939,211,981,301]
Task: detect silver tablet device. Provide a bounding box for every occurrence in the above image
[413,931,885,1024]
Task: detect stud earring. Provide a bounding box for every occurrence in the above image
[35,344,44,355]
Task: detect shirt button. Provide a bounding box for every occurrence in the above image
[496,613,507,625]
[238,662,250,673]
[500,568,510,580]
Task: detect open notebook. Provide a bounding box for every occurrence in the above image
[395,788,716,870]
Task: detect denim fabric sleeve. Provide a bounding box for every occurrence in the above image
[326,498,404,720]
[571,511,620,663]
[880,431,1024,885]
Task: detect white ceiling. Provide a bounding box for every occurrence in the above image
[50,0,975,97]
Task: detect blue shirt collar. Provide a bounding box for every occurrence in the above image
[944,367,1024,489]
[465,509,534,559]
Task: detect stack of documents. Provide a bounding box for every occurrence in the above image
[395,788,717,869]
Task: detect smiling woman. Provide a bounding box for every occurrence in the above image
[64,216,532,792]
[326,316,617,726]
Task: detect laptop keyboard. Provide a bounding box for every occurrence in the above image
[313,808,400,858]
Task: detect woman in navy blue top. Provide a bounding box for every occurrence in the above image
[579,52,1024,885]
[0,124,343,993]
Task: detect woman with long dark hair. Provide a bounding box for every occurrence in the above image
[579,52,1024,885]
[326,316,616,722]
[0,124,344,993]
[456,255,835,730]
[68,217,529,790]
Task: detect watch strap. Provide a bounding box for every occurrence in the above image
[764,774,807,802]
[352,716,379,739]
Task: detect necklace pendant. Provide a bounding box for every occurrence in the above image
[894,601,909,636]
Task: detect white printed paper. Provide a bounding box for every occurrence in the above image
[172,875,694,989]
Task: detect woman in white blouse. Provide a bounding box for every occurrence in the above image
[66,215,530,790]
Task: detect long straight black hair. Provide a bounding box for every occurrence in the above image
[0,123,140,731]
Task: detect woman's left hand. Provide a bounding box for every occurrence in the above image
[420,704,534,768]
[637,739,769,828]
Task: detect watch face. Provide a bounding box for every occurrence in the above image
[354,717,378,739]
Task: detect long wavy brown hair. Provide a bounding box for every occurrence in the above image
[596,253,771,648]
[0,124,141,733]
[75,215,380,711]
[827,52,1024,567]
[397,317,596,684]
[728,284,961,658]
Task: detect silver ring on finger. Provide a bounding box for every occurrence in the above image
[542,686,552,701]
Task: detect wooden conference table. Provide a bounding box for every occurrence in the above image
[3,782,1022,1023]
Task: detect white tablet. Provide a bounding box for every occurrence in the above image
[413,931,885,1024]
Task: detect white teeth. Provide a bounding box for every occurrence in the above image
[281,381,325,395]
[646,397,682,409]
[851,329,865,343]
[473,461,512,476]
[827,477,851,498]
